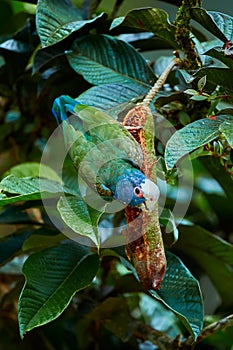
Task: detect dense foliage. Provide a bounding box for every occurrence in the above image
[0,0,233,349]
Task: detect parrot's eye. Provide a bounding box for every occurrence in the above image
[134,186,143,198]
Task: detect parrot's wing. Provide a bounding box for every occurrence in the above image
[52,95,144,196]
[52,95,143,168]
[74,104,143,168]
[52,96,109,192]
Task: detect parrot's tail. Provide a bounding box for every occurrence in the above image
[52,95,78,125]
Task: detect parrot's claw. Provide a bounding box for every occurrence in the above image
[124,125,143,132]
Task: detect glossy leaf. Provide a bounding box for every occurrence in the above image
[190,95,208,101]
[76,83,149,113]
[165,115,233,168]
[18,241,99,337]
[191,9,229,42]
[159,208,179,243]
[219,120,233,147]
[32,45,67,73]
[206,11,233,41]
[120,251,203,339]
[67,34,156,87]
[175,225,233,305]
[36,0,106,47]
[0,19,38,89]
[154,91,186,108]
[195,67,233,92]
[204,47,233,71]
[2,162,62,183]
[0,230,32,265]
[0,175,69,205]
[22,231,64,252]
[87,297,137,342]
[197,75,207,91]
[0,18,38,54]
[0,205,34,224]
[128,35,174,52]
[57,196,103,247]
[151,251,203,340]
[61,158,82,196]
[0,175,63,195]
[110,8,177,49]
[201,156,233,202]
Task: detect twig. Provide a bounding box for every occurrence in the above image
[111,0,124,19]
[182,314,233,347]
[142,53,181,107]
[123,105,166,290]
[197,314,233,343]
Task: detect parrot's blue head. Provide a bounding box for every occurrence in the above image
[114,169,160,211]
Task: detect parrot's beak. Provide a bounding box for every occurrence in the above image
[141,179,160,211]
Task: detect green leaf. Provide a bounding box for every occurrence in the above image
[61,158,82,196]
[0,18,38,55]
[195,67,233,92]
[0,19,38,90]
[151,251,204,340]
[0,205,34,224]
[57,196,103,248]
[0,230,32,265]
[175,225,233,305]
[165,116,233,168]
[127,34,174,51]
[190,95,208,101]
[22,232,64,252]
[219,120,233,147]
[184,89,199,95]
[159,208,179,244]
[67,34,156,87]
[0,175,68,205]
[178,111,191,126]
[200,156,233,202]
[204,47,233,71]
[87,297,137,342]
[18,241,99,337]
[2,162,62,183]
[110,8,177,49]
[197,75,207,90]
[36,0,106,47]
[120,251,203,339]
[191,8,229,42]
[154,91,186,108]
[0,175,63,195]
[76,83,148,113]
[208,11,233,41]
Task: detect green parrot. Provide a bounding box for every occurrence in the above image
[52,95,159,210]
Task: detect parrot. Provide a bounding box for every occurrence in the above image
[52,95,159,211]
